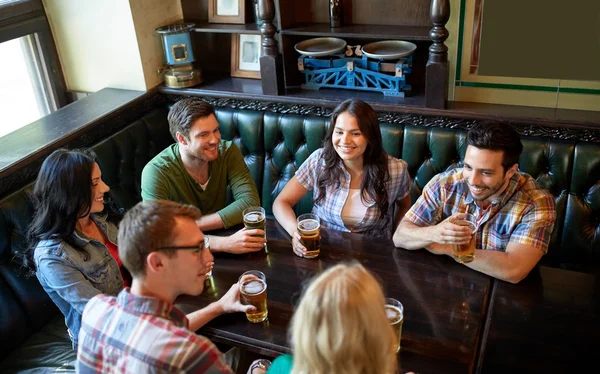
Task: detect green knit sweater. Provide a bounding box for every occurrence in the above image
[141,141,260,228]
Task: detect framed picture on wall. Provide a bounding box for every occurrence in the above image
[231,33,262,79]
[208,0,245,24]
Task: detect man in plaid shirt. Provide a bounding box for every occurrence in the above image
[76,200,261,373]
[393,123,555,284]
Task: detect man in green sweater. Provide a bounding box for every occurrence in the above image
[141,98,266,254]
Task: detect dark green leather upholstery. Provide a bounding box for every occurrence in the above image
[263,112,328,215]
[2,100,600,367]
[561,143,600,272]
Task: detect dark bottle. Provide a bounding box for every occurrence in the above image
[329,0,343,28]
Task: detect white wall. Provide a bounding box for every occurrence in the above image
[44,0,182,92]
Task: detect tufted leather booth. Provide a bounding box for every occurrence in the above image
[1,100,600,366]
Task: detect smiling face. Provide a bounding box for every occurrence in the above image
[90,162,110,214]
[332,112,368,164]
[178,114,221,163]
[165,217,214,296]
[463,145,517,203]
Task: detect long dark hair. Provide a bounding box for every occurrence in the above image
[24,148,98,272]
[315,100,390,218]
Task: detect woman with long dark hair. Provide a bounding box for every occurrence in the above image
[273,99,411,257]
[25,148,128,349]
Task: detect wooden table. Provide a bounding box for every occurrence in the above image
[477,266,600,373]
[176,219,494,373]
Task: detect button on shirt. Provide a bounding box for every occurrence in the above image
[405,168,556,252]
[77,289,233,374]
[296,148,411,238]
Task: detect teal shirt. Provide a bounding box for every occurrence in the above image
[267,354,293,374]
[141,141,260,228]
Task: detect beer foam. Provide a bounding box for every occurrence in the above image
[385,305,402,322]
[245,213,264,222]
[298,219,319,231]
[242,280,265,295]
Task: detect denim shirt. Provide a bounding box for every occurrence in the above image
[34,214,123,349]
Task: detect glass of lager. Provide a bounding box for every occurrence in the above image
[238,270,268,323]
[243,206,267,248]
[450,213,477,263]
[297,213,321,258]
[204,236,213,277]
[385,297,404,353]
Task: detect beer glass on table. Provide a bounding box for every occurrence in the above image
[450,213,477,263]
[204,236,213,278]
[243,206,267,249]
[297,213,321,258]
[385,297,404,353]
[238,270,268,323]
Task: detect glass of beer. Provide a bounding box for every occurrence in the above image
[297,213,321,258]
[385,297,404,353]
[204,236,212,278]
[451,213,477,263]
[238,270,268,323]
[243,206,267,248]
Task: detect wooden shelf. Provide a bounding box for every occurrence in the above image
[280,23,432,41]
[158,72,425,110]
[191,22,261,34]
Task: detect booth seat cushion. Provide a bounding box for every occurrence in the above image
[263,112,328,215]
[519,138,574,267]
[398,126,467,202]
[562,143,600,272]
[215,108,265,203]
[0,186,60,361]
[0,314,75,373]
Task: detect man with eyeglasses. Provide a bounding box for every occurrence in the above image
[76,200,268,373]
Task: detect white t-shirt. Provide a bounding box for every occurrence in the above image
[341,188,369,229]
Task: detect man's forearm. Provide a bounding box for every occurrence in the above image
[197,213,225,231]
[206,235,229,253]
[393,222,436,249]
[187,301,224,332]
[463,247,540,284]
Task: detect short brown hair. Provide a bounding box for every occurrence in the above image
[118,200,201,277]
[167,98,216,141]
[467,122,523,172]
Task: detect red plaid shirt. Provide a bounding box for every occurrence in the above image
[77,289,233,373]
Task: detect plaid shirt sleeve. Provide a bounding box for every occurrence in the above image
[404,174,444,227]
[508,193,556,253]
[184,335,234,374]
[295,149,322,191]
[390,158,411,201]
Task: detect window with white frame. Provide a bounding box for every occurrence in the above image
[0,0,67,138]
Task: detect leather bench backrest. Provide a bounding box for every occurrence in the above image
[0,187,58,360]
[562,143,600,272]
[215,109,265,204]
[263,112,328,215]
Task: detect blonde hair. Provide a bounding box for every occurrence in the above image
[290,262,398,374]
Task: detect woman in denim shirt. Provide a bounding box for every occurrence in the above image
[24,148,125,349]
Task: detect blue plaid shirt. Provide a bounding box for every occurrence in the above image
[296,148,411,238]
[405,168,556,253]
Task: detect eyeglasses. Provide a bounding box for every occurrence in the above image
[155,243,205,254]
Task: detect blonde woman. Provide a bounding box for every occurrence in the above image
[267,262,398,374]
